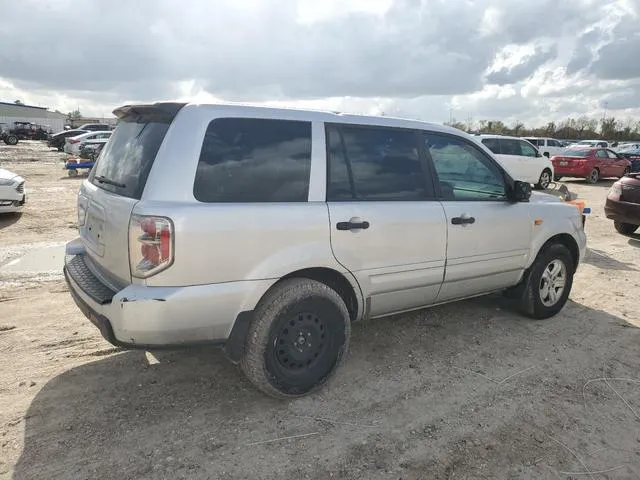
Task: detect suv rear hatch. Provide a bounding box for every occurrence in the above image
[78,103,184,286]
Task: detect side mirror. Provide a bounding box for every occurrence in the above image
[535,151,543,157]
[511,180,532,202]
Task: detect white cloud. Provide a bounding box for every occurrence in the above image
[0,0,638,128]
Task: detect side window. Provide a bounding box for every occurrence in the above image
[194,118,312,203]
[606,150,619,159]
[327,125,427,201]
[425,133,506,201]
[500,139,522,156]
[520,140,538,157]
[550,139,561,147]
[596,150,608,158]
[481,138,500,154]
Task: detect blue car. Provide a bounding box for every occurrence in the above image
[618,147,640,173]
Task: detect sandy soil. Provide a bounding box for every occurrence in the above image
[1,141,639,479]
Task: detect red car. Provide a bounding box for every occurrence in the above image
[551,147,631,184]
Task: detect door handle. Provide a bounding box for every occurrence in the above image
[451,216,475,225]
[337,219,370,231]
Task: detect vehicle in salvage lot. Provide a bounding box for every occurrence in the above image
[478,134,554,189]
[48,129,89,151]
[551,147,631,183]
[63,102,587,398]
[522,137,565,158]
[64,131,111,155]
[605,172,640,235]
[616,147,640,172]
[0,168,26,213]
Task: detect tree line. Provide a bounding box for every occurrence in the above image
[444,116,640,141]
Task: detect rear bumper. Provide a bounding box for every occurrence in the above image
[605,198,640,225]
[553,165,591,177]
[63,245,273,349]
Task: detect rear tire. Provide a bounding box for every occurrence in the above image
[67,169,78,177]
[620,167,631,178]
[586,168,599,184]
[614,222,639,235]
[535,169,552,190]
[240,278,351,398]
[516,243,574,320]
[6,135,18,145]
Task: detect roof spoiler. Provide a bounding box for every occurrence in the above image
[112,102,186,123]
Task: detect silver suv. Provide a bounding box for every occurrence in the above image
[64,103,587,398]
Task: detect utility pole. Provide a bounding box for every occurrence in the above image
[449,107,453,124]
[602,101,608,124]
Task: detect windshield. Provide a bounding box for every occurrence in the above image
[89,120,170,199]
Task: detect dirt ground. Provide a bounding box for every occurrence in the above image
[1,141,639,480]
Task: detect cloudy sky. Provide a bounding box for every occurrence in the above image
[1,0,639,126]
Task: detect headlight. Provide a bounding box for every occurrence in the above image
[0,178,15,186]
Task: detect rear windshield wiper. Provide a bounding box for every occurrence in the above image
[94,175,126,188]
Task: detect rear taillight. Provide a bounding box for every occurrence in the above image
[128,215,174,278]
[608,183,622,201]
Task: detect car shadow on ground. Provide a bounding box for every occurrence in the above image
[0,212,22,231]
[583,247,638,271]
[561,179,616,188]
[11,297,640,480]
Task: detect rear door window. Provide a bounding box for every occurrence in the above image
[500,139,522,156]
[481,138,500,154]
[194,118,312,203]
[89,121,171,199]
[326,124,428,201]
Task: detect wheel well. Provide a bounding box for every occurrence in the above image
[541,234,579,269]
[280,268,359,322]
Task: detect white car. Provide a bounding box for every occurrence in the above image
[571,140,608,148]
[64,131,112,156]
[478,134,554,189]
[64,102,587,398]
[0,168,26,213]
[523,137,565,158]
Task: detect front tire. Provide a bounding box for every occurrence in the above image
[240,278,351,398]
[516,243,574,320]
[535,169,552,190]
[6,135,18,145]
[614,222,639,235]
[586,168,600,184]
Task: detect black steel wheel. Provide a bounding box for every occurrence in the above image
[240,278,351,398]
[6,135,18,145]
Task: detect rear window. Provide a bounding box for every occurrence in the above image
[524,138,539,146]
[561,148,590,157]
[480,138,500,154]
[193,118,312,203]
[89,120,170,199]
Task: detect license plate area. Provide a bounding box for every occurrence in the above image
[559,161,568,166]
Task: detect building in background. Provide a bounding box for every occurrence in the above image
[0,101,67,133]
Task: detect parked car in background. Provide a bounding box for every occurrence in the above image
[605,172,640,235]
[523,137,565,158]
[63,102,587,398]
[551,148,631,183]
[478,134,554,189]
[616,147,640,172]
[615,142,640,153]
[0,168,26,213]
[571,140,609,148]
[48,129,89,151]
[64,131,111,155]
[77,123,112,132]
[79,139,109,158]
